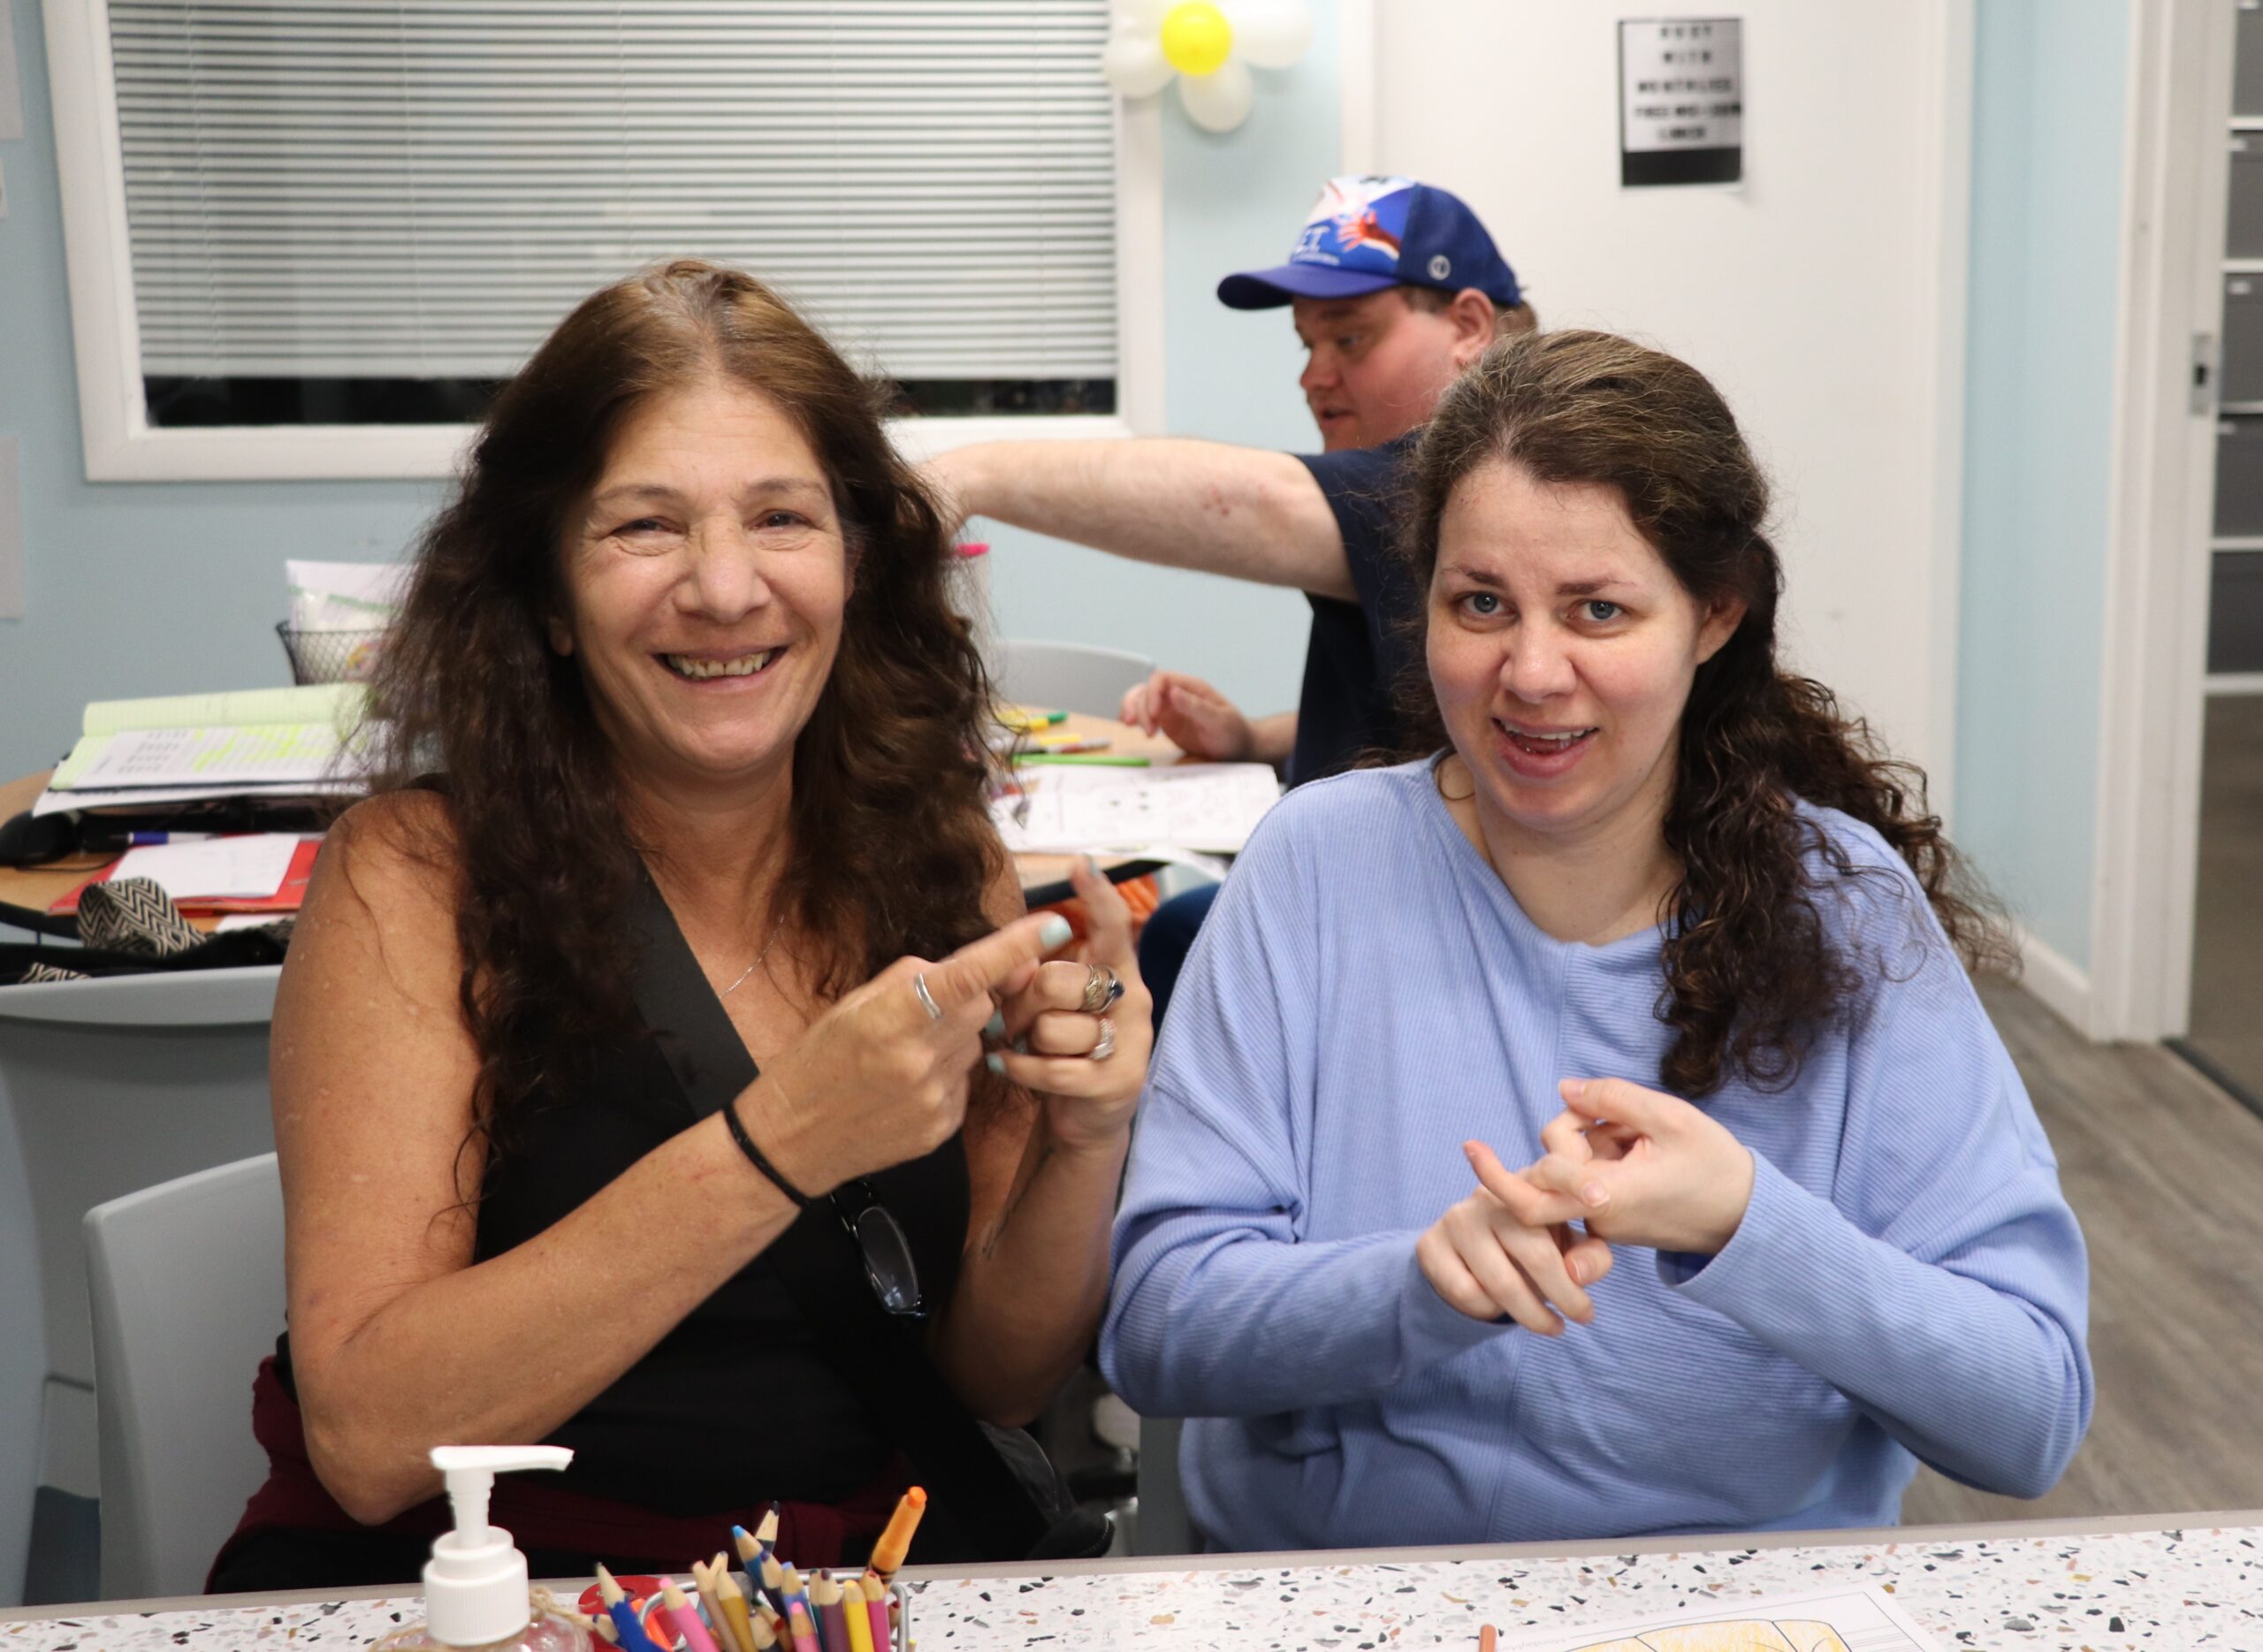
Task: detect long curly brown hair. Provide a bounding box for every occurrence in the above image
[1398,330,2010,1097]
[362,260,1002,1147]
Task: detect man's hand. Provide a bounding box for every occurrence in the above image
[1120,671,1255,761]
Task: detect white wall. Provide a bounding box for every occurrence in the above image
[1374,2,1970,787]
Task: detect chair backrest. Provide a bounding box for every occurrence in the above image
[84,1153,285,1599]
[996,639,1156,719]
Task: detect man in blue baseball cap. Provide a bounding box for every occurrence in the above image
[926,175,1530,1009]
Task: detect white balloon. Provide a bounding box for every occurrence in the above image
[1102,32,1176,98]
[1223,0,1313,69]
[1177,55,1253,132]
[1118,0,1174,27]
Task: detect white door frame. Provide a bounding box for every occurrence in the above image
[2070,0,2232,1040]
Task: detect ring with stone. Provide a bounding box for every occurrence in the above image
[1089,1015,1116,1062]
[912,972,945,1022]
[1079,963,1124,1015]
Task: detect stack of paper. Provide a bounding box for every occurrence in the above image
[34,684,373,818]
[992,762,1283,856]
[50,834,318,917]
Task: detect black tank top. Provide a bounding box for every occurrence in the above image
[280,905,971,1519]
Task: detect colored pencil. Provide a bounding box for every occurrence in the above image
[758,1552,791,1621]
[857,1575,890,1652]
[810,1572,850,1652]
[716,1564,759,1652]
[595,1565,667,1652]
[841,1580,874,1652]
[660,1581,720,1652]
[755,1504,781,1554]
[784,1600,822,1652]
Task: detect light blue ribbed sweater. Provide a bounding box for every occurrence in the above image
[1100,759,2092,1552]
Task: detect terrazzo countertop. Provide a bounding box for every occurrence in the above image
[4,1519,2257,1652]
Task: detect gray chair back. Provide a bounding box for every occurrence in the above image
[996,639,1156,719]
[84,1153,284,1599]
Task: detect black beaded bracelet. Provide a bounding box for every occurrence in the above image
[723,1093,812,1210]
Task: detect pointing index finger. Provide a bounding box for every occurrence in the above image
[924,912,1073,1013]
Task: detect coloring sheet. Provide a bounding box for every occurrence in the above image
[1498,1586,1944,1652]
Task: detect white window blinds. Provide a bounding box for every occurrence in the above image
[107,1,1118,385]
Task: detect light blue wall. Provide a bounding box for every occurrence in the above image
[0,0,1332,784]
[1954,0,2132,971]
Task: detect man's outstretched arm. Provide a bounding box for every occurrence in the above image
[924,438,1356,602]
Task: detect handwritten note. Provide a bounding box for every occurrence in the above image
[993,763,1281,856]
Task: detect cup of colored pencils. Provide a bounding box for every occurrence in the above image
[585,1487,926,1652]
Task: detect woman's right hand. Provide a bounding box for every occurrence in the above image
[746,911,1072,1195]
[1415,1142,1615,1334]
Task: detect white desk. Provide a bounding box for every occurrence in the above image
[1,1511,2258,1648]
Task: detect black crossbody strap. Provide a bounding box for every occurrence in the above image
[625,870,1048,1559]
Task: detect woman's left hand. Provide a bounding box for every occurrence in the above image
[1474,1077,1756,1257]
[989,856,1153,1153]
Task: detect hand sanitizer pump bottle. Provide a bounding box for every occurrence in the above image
[389,1445,589,1652]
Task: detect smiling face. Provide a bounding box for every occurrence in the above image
[1292,288,1473,451]
[1427,458,1745,856]
[550,375,849,804]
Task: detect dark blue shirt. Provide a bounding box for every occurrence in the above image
[1288,435,1424,785]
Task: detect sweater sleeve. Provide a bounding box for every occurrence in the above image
[1666,875,2094,1498]
[1099,808,1510,1418]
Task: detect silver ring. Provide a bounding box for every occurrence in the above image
[1079,963,1124,1015]
[1089,1015,1116,1062]
[912,972,945,1022]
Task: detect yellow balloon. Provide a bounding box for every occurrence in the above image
[1160,1,1235,78]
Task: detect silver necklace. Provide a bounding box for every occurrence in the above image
[718,909,786,999]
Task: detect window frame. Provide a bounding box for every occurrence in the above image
[45,1,1163,483]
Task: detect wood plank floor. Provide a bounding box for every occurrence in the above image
[1900,978,2263,1523]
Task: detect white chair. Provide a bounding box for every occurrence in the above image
[1133,1415,1193,1555]
[996,639,1157,719]
[84,1153,286,1600]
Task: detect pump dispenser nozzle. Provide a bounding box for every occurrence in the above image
[423,1445,574,1648]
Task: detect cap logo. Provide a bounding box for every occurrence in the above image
[1286,174,1416,276]
[1428,254,1452,281]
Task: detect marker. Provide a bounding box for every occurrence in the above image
[595,1565,667,1652]
[784,1600,822,1652]
[868,1486,927,1581]
[1480,1626,1498,1652]
[1013,751,1152,767]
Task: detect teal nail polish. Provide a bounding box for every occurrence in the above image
[984,1053,1006,1076]
[984,1009,1006,1040]
[1038,914,1072,950]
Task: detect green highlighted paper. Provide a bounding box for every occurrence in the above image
[50,683,370,791]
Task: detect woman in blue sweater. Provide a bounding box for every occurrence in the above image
[1100,330,2092,1552]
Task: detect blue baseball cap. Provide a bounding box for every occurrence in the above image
[1217,175,1521,310]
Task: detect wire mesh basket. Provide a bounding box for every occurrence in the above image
[276,622,391,685]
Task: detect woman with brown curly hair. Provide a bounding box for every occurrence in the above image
[210,261,1152,1589]
[1102,330,2089,1551]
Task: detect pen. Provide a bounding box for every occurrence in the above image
[81,829,220,850]
[1013,752,1153,767]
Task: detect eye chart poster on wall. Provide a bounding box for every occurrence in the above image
[1619,16,1743,187]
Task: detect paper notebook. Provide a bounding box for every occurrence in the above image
[48,683,370,793]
